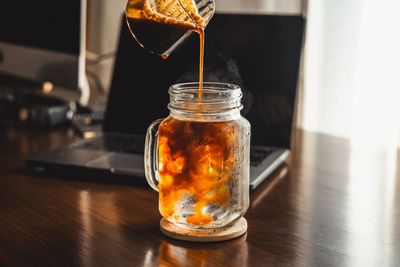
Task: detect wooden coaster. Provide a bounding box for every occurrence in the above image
[160,217,247,242]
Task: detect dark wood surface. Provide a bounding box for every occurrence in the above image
[0,123,399,266]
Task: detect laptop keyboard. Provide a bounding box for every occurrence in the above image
[250,147,276,166]
[73,134,145,154]
[73,134,275,165]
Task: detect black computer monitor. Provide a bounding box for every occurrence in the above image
[0,0,88,101]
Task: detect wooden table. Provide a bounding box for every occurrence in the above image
[0,124,399,266]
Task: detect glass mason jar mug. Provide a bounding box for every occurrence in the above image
[145,82,250,229]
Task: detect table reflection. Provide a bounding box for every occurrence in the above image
[346,147,399,266]
[251,164,289,208]
[293,131,400,266]
[79,190,93,266]
[78,189,128,266]
[156,235,248,267]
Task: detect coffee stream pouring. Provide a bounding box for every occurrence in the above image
[125,0,215,56]
[127,0,250,235]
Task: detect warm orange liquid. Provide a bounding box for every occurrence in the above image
[127,5,214,226]
[195,28,205,98]
[158,117,239,226]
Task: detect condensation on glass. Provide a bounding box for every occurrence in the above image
[145,82,251,229]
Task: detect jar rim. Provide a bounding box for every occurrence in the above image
[169,82,241,95]
[168,82,243,121]
[169,82,242,104]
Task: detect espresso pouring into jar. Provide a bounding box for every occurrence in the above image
[125,0,251,236]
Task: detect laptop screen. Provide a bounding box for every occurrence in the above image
[104,13,304,149]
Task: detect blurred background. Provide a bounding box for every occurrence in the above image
[301,0,400,148]
[1,0,400,147]
[86,0,400,148]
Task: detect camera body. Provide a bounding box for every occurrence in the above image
[0,90,71,126]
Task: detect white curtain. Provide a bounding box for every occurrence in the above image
[300,0,400,147]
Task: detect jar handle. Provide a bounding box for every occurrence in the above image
[144,118,164,191]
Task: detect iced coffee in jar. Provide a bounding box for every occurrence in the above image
[145,82,250,230]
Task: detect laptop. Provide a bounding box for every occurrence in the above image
[27,13,304,190]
